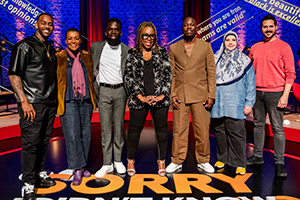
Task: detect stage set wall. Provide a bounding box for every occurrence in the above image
[0,0,299,89]
[210,0,300,84]
[0,0,80,88]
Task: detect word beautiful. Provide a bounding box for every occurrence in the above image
[245,0,300,26]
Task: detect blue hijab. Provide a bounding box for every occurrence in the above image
[214,31,251,85]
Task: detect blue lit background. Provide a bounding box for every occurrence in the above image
[0,0,80,87]
[210,0,300,83]
[0,0,299,88]
[108,0,183,48]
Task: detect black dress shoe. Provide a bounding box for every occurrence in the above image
[275,164,287,178]
[247,156,264,165]
[22,183,36,200]
[24,192,36,200]
[38,171,56,187]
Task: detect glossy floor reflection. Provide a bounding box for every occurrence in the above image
[0,121,300,199]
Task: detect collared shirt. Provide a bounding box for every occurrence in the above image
[97,42,122,84]
[8,34,57,103]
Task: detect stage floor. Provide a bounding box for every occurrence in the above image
[0,105,300,199]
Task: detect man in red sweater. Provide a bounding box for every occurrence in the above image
[247,14,295,177]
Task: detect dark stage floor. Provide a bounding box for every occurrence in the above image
[0,121,300,200]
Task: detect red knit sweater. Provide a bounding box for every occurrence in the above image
[249,38,295,92]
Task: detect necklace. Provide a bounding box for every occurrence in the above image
[42,41,50,58]
[36,36,50,58]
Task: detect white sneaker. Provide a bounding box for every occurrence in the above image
[95,164,113,178]
[166,162,182,173]
[114,161,126,174]
[197,162,215,173]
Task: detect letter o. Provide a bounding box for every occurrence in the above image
[8,5,13,10]
[36,174,71,194]
[71,174,124,194]
[36,180,67,194]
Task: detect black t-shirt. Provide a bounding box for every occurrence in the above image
[143,59,154,96]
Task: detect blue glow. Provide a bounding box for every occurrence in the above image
[108,0,183,49]
[210,0,300,83]
[0,0,80,87]
[1,0,299,87]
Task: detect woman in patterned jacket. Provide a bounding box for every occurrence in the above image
[124,21,171,177]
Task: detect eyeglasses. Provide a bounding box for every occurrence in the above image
[142,34,156,40]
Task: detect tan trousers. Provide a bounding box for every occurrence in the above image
[171,102,211,164]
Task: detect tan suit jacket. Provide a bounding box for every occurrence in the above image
[169,38,216,104]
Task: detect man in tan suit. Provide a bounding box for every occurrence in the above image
[166,17,216,173]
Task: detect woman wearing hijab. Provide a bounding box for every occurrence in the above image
[56,28,97,185]
[124,22,171,177]
[211,31,256,175]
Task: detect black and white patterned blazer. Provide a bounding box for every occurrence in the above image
[124,46,171,110]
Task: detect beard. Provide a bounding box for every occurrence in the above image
[37,28,51,40]
[107,37,121,46]
[263,31,276,39]
[183,34,195,42]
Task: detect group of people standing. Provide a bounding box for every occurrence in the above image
[8,12,295,200]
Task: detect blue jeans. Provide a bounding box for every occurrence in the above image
[60,99,93,169]
[252,91,285,164]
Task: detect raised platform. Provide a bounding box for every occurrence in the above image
[1,111,300,199]
[0,91,14,113]
[1,104,300,144]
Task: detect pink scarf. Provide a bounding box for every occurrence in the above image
[67,48,86,98]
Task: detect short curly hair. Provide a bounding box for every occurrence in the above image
[107,18,122,29]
